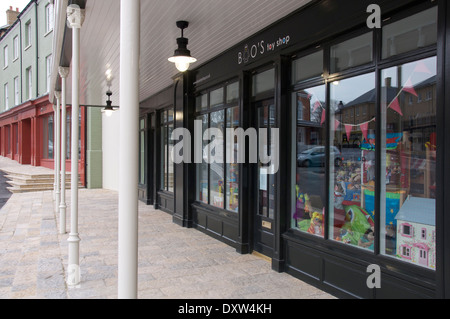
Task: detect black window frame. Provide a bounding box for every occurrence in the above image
[194,78,241,214]
[287,1,438,276]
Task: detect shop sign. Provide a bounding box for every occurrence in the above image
[238,35,291,65]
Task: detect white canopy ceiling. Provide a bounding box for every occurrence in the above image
[55,0,311,107]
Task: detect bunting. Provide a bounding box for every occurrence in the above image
[389,97,403,116]
[306,60,433,136]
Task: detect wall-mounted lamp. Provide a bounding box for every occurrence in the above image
[168,21,197,72]
[101,89,116,117]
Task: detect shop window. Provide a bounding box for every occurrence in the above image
[139,118,146,185]
[196,114,209,204]
[209,110,225,209]
[330,32,373,74]
[196,81,240,213]
[14,125,18,155]
[382,7,437,59]
[292,84,327,237]
[43,115,54,159]
[160,108,174,193]
[226,106,240,212]
[292,51,323,84]
[6,126,10,154]
[330,72,376,251]
[380,56,437,270]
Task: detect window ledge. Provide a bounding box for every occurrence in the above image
[24,44,32,51]
[13,57,18,63]
[44,29,53,37]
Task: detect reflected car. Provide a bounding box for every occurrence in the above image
[297,146,342,167]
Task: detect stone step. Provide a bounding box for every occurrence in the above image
[6,180,75,188]
[3,169,83,194]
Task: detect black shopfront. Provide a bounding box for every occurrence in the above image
[138,0,450,299]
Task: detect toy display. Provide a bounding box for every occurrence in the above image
[335,205,374,248]
[395,196,436,270]
[307,212,324,236]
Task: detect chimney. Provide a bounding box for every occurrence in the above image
[6,6,20,26]
[385,77,392,88]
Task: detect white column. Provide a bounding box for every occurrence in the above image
[53,103,57,201]
[54,91,61,213]
[118,0,140,299]
[66,5,85,287]
[59,67,70,235]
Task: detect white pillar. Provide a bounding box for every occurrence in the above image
[66,5,85,287]
[118,0,140,299]
[54,91,61,213]
[53,103,57,201]
[59,67,70,235]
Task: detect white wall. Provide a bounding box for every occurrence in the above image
[102,110,120,191]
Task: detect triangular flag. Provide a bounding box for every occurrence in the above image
[313,101,321,112]
[321,109,326,125]
[403,79,418,97]
[360,122,369,142]
[389,97,403,116]
[414,61,432,75]
[345,124,353,142]
[335,120,340,130]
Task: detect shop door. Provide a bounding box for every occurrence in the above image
[253,98,277,258]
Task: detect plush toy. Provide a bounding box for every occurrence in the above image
[337,206,373,246]
[336,228,354,244]
[358,227,375,250]
[307,212,324,236]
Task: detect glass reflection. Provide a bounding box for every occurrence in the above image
[292,85,326,237]
[381,56,437,270]
[330,73,376,250]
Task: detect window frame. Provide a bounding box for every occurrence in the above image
[13,36,19,61]
[159,107,175,193]
[195,79,241,213]
[3,45,8,68]
[286,3,438,269]
[45,3,54,34]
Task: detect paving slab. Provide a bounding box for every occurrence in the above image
[0,157,335,300]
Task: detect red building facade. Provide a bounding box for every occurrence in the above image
[0,94,86,186]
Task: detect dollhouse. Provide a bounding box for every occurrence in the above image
[395,196,436,270]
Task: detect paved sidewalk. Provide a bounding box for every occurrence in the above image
[0,157,335,299]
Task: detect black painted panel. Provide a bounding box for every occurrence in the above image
[286,241,322,281]
[322,258,372,299]
[206,216,222,237]
[223,222,238,242]
[375,272,435,299]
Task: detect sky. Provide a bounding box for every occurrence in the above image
[0,0,31,27]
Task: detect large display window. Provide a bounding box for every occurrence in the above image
[160,108,174,193]
[195,81,240,213]
[330,72,376,250]
[380,56,437,269]
[289,4,438,271]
